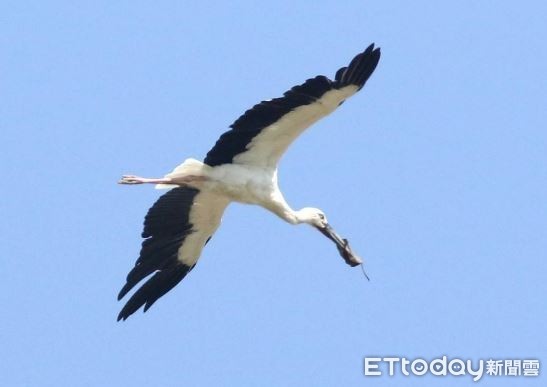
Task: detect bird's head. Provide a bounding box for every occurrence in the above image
[296,207,328,228]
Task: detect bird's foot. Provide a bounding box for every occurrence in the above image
[118,175,149,184]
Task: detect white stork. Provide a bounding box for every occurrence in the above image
[117,44,381,321]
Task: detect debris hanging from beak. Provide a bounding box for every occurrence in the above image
[316,223,368,278]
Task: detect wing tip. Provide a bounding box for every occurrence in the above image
[335,43,381,90]
[116,263,193,321]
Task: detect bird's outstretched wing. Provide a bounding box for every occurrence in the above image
[117,187,229,321]
[204,43,381,168]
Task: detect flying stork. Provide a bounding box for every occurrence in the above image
[117,43,381,321]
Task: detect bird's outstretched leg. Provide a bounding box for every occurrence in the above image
[118,175,172,185]
[118,174,209,185]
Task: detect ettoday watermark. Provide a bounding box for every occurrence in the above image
[363,356,540,382]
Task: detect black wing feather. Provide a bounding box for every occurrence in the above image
[203,43,380,167]
[118,264,193,321]
[117,187,200,321]
[203,75,332,166]
[335,43,380,90]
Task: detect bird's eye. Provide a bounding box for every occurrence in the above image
[318,214,325,220]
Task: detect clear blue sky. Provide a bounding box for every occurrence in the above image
[2,1,546,386]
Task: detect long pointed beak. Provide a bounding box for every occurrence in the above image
[316,223,367,275]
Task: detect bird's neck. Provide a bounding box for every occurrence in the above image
[282,209,300,225]
[267,205,298,225]
[263,188,306,225]
[264,199,300,225]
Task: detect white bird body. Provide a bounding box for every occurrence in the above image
[117,44,381,320]
[163,159,281,207]
[206,164,279,205]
